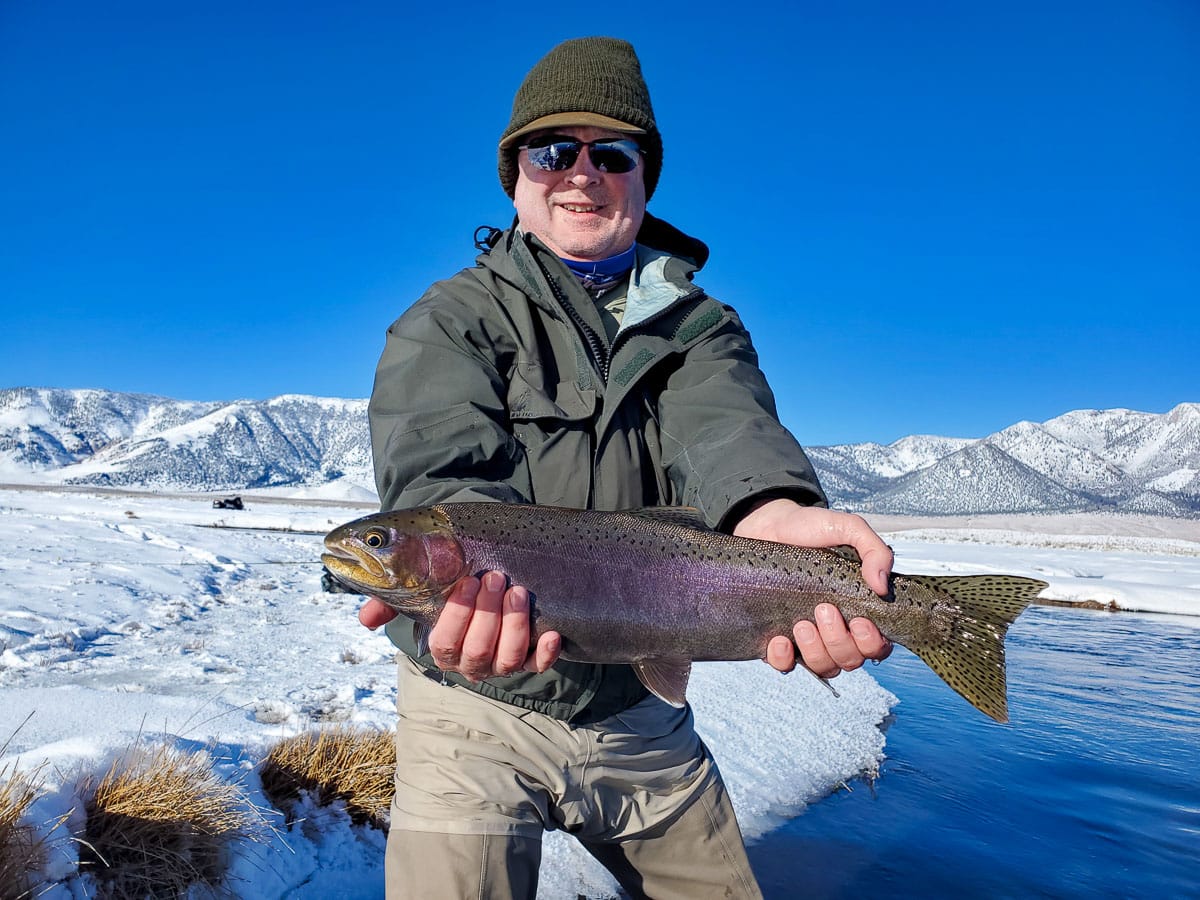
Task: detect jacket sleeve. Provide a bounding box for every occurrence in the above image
[367,283,531,511]
[654,305,828,531]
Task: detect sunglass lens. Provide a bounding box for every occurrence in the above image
[523,138,640,173]
[589,141,639,174]
[528,141,580,171]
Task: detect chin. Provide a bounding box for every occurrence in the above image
[564,233,625,257]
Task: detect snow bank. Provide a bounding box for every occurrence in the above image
[1,486,1195,896]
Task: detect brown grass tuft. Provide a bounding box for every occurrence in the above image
[260,726,395,830]
[0,763,46,900]
[78,744,261,899]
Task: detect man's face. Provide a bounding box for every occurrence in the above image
[513,125,647,262]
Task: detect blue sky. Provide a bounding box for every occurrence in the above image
[2,1,1196,445]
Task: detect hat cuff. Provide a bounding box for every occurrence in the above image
[500,112,647,149]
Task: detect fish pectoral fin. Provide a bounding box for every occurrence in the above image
[633,658,692,708]
[414,623,432,658]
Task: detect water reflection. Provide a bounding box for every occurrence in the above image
[751,607,1200,898]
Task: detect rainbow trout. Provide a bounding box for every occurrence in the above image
[322,503,1047,722]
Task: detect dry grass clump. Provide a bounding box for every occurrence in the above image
[78,744,261,899]
[0,764,46,900]
[260,726,395,830]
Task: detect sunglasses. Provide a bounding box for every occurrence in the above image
[519,135,642,174]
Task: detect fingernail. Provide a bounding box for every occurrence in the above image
[509,587,528,612]
[796,621,817,641]
[540,636,560,673]
[851,621,873,640]
[485,571,506,592]
[817,606,837,625]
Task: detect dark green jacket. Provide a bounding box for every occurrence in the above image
[368,213,827,722]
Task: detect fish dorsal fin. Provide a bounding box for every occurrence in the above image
[827,544,863,565]
[633,658,692,708]
[624,506,711,531]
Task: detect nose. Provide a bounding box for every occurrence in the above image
[564,146,602,186]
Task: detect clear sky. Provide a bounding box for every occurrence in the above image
[2,0,1196,446]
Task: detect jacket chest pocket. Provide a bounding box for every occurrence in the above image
[507,366,598,507]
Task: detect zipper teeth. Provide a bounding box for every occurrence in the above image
[537,252,708,383]
[538,256,611,381]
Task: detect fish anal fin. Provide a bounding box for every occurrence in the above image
[633,658,692,708]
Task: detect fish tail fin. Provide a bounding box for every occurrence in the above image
[903,575,1046,723]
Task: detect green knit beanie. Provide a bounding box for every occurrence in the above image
[498,37,662,200]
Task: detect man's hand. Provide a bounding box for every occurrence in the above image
[358,572,561,681]
[358,597,399,630]
[734,498,895,678]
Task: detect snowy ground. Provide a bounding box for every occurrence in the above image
[0,486,1196,898]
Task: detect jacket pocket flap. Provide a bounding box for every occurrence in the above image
[508,369,596,422]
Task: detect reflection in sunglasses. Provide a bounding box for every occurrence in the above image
[520,137,642,174]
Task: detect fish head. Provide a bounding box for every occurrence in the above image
[321,508,467,614]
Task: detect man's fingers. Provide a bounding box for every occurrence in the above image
[494,584,532,675]
[860,545,895,597]
[837,512,894,597]
[525,630,562,674]
[734,502,896,599]
[785,607,893,680]
[358,597,397,630]
[457,572,506,681]
[764,635,796,673]
[850,617,893,661]
[427,575,480,671]
[813,603,866,672]
[793,618,839,679]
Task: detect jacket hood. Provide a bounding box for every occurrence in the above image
[635,213,708,268]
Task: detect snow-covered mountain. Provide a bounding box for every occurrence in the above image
[2,388,1197,517]
[806,403,1200,517]
[0,387,374,498]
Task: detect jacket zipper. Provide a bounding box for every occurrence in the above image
[536,256,613,381]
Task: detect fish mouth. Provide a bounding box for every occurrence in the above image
[320,540,388,591]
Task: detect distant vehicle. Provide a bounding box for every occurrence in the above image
[213,496,245,510]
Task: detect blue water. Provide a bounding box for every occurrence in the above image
[750,607,1200,899]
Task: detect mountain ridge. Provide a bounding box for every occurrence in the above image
[2,387,1196,518]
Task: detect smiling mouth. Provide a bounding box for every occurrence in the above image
[560,203,604,213]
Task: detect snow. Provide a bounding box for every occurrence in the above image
[1,485,1197,898]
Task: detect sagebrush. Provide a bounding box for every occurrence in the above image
[0,763,45,900]
[260,725,395,829]
[78,744,262,899]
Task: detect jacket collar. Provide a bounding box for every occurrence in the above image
[478,212,706,323]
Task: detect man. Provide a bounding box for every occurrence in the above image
[361,37,894,899]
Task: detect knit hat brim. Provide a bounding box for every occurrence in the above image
[499,112,647,150]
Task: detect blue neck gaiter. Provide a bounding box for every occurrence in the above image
[560,244,637,293]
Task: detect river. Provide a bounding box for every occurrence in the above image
[750,606,1200,898]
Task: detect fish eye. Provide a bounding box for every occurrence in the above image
[363,529,389,549]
